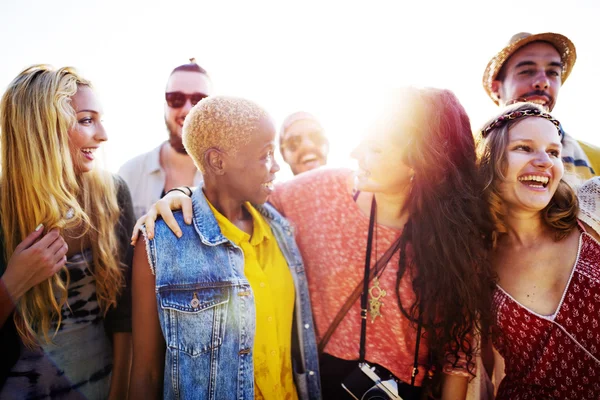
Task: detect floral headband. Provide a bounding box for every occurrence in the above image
[481,108,564,140]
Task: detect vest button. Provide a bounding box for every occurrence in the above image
[190,294,200,308]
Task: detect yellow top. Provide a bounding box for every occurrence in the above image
[207,197,298,400]
[578,140,600,178]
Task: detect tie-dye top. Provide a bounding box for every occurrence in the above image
[1,249,114,399]
[0,176,134,398]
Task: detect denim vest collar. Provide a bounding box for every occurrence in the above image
[191,188,294,246]
[191,189,230,247]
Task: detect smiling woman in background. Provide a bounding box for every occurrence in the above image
[0,65,134,399]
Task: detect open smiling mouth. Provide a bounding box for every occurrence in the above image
[526,98,548,106]
[81,148,96,160]
[518,175,549,189]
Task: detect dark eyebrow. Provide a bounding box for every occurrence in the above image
[511,138,562,148]
[514,60,563,69]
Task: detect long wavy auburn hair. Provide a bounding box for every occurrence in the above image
[0,65,123,347]
[390,87,495,377]
[475,102,578,244]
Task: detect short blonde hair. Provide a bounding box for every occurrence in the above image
[182,96,270,173]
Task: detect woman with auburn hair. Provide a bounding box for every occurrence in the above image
[477,102,600,399]
[0,65,134,399]
[132,87,495,399]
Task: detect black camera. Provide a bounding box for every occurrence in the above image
[341,362,403,400]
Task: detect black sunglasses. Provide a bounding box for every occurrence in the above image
[165,92,208,108]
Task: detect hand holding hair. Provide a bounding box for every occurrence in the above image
[1,226,68,303]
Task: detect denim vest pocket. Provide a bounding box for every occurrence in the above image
[160,288,229,357]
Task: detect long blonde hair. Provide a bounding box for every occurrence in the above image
[0,65,123,347]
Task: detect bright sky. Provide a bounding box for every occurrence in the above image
[1,0,599,181]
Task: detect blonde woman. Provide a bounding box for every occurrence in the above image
[0,65,134,399]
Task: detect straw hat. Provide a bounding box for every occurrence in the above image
[482,32,577,104]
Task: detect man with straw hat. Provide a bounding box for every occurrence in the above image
[482,32,600,184]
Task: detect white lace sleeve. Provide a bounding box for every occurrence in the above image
[577,177,600,236]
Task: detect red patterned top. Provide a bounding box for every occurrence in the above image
[492,227,600,399]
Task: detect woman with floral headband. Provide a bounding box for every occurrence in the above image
[477,102,600,399]
[131,87,495,399]
[0,65,134,399]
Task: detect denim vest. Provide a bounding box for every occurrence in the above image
[145,190,321,400]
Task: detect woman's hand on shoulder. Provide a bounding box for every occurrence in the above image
[130,189,194,245]
[1,226,67,302]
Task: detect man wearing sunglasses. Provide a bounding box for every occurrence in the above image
[119,59,211,218]
[279,111,329,176]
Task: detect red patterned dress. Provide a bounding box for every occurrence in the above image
[492,225,600,399]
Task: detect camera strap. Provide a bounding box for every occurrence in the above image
[411,312,423,386]
[319,192,424,387]
[358,196,423,387]
[358,195,377,361]
[318,194,402,354]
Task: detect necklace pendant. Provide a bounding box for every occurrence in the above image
[368,277,387,323]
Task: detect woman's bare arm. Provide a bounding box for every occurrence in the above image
[441,374,468,400]
[128,241,165,400]
[108,332,132,399]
